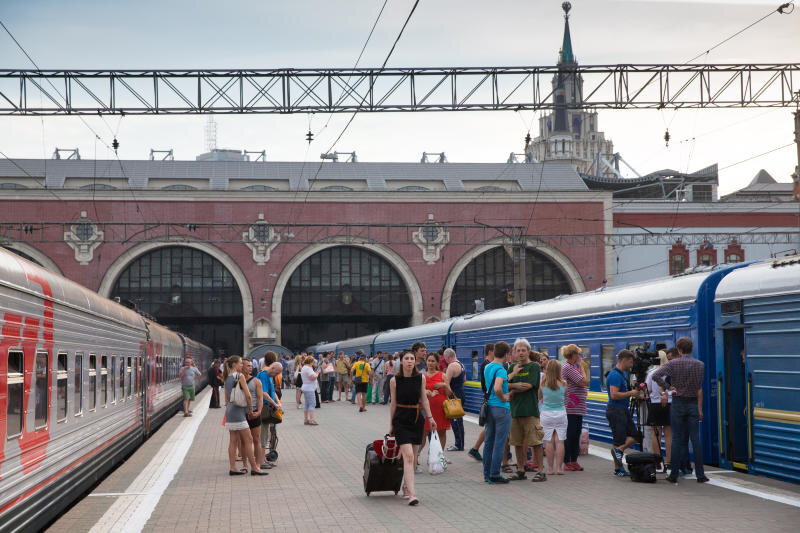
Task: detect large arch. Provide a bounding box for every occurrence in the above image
[440,239,586,319]
[1,243,63,275]
[98,239,253,353]
[271,238,423,346]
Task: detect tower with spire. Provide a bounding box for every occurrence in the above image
[526,2,614,177]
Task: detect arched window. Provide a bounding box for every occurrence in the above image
[696,241,717,267]
[161,184,198,190]
[669,241,690,275]
[396,185,429,192]
[241,184,277,191]
[79,183,118,190]
[320,185,353,191]
[111,246,243,354]
[724,240,745,263]
[475,185,506,192]
[0,183,28,189]
[281,246,411,351]
[449,247,572,316]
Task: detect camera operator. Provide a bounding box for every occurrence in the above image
[650,337,708,484]
[606,350,645,477]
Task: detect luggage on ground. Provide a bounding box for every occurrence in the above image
[625,451,662,483]
[363,441,404,495]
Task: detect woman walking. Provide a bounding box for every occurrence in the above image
[223,356,268,476]
[561,345,589,471]
[421,353,451,459]
[482,341,512,484]
[540,360,568,475]
[389,350,436,506]
[301,356,321,425]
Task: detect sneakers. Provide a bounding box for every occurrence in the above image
[570,462,584,471]
[488,476,510,484]
[564,462,577,471]
[614,468,631,477]
[697,475,710,483]
[446,445,463,452]
[510,471,527,481]
[468,448,483,462]
[610,447,624,470]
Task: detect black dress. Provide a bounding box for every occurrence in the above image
[392,373,424,445]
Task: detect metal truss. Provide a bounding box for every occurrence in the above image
[2,222,796,247]
[1,64,798,115]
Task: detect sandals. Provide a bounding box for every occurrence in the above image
[511,471,527,481]
[229,469,246,476]
[408,495,419,506]
[531,472,547,482]
[501,465,514,473]
[308,420,319,425]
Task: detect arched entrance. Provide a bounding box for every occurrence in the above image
[2,244,62,274]
[280,246,413,352]
[109,246,244,355]
[448,245,574,316]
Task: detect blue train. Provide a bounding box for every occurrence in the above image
[312,257,800,483]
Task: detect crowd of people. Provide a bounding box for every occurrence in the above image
[200,334,706,498]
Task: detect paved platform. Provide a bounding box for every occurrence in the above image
[49,388,800,533]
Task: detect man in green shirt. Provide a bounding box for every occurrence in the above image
[507,338,545,482]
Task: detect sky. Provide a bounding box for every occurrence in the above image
[1,0,798,195]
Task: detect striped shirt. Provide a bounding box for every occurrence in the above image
[651,356,705,399]
[561,361,588,415]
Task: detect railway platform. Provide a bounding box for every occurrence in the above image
[49,389,800,533]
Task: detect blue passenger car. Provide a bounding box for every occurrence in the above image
[337,334,378,358]
[313,341,338,357]
[714,256,800,483]
[373,319,454,356]
[449,267,743,462]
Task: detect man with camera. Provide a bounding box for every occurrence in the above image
[650,337,708,484]
[606,350,645,476]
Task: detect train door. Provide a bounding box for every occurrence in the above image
[721,328,750,470]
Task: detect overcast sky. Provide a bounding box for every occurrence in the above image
[1,0,798,195]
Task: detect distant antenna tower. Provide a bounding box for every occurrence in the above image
[204,117,218,152]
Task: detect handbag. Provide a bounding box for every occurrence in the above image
[478,367,501,427]
[443,393,465,419]
[294,372,303,388]
[230,373,248,407]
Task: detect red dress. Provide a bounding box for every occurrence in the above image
[424,371,451,431]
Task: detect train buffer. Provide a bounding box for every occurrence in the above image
[48,389,800,532]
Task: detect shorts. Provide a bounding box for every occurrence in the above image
[355,382,368,393]
[647,402,671,427]
[606,404,638,446]
[540,410,568,441]
[182,385,196,400]
[509,416,544,447]
[226,420,249,431]
[247,413,262,429]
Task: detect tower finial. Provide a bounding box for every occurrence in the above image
[562,1,571,16]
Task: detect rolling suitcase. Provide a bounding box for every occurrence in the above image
[363,441,404,496]
[625,451,662,483]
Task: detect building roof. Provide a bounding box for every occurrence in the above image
[0,159,589,192]
[720,169,795,202]
[581,164,718,199]
[748,169,776,186]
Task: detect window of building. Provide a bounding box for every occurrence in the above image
[0,183,28,189]
[74,353,83,415]
[57,352,68,421]
[692,185,713,202]
[161,184,198,190]
[601,344,616,391]
[35,351,48,429]
[724,240,745,264]
[241,184,277,191]
[79,183,118,190]
[89,354,97,410]
[101,355,108,407]
[6,351,24,438]
[475,185,506,192]
[696,242,717,267]
[397,185,429,192]
[320,185,354,191]
[669,241,690,275]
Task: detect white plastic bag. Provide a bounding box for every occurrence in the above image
[427,432,447,475]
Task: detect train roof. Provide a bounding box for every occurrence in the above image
[374,319,454,345]
[337,334,379,351]
[715,256,800,302]
[451,269,719,333]
[0,247,147,331]
[314,341,338,353]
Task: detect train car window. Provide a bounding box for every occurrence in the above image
[127,356,132,399]
[471,350,479,381]
[34,351,49,429]
[157,355,162,384]
[89,354,97,410]
[601,345,616,390]
[101,355,108,407]
[74,353,83,415]
[579,345,591,380]
[57,352,68,421]
[6,351,24,438]
[118,355,125,402]
[110,356,116,404]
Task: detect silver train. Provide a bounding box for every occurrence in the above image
[0,247,213,532]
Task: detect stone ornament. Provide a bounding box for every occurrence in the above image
[242,213,280,265]
[63,211,104,265]
[412,214,449,265]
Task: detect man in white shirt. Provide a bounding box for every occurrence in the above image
[371,352,385,404]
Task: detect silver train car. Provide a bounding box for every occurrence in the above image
[0,247,213,532]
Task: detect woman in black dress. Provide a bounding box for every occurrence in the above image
[389,349,436,506]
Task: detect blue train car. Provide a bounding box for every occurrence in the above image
[337,334,378,358]
[373,319,454,356]
[450,267,742,463]
[714,256,800,483]
[313,341,338,357]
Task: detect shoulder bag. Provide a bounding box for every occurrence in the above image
[230,373,248,407]
[478,367,501,426]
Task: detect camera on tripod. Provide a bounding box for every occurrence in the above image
[630,342,665,387]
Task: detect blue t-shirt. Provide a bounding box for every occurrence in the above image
[483,362,510,410]
[606,368,630,408]
[256,370,276,403]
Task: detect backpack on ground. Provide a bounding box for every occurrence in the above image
[625,451,662,483]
